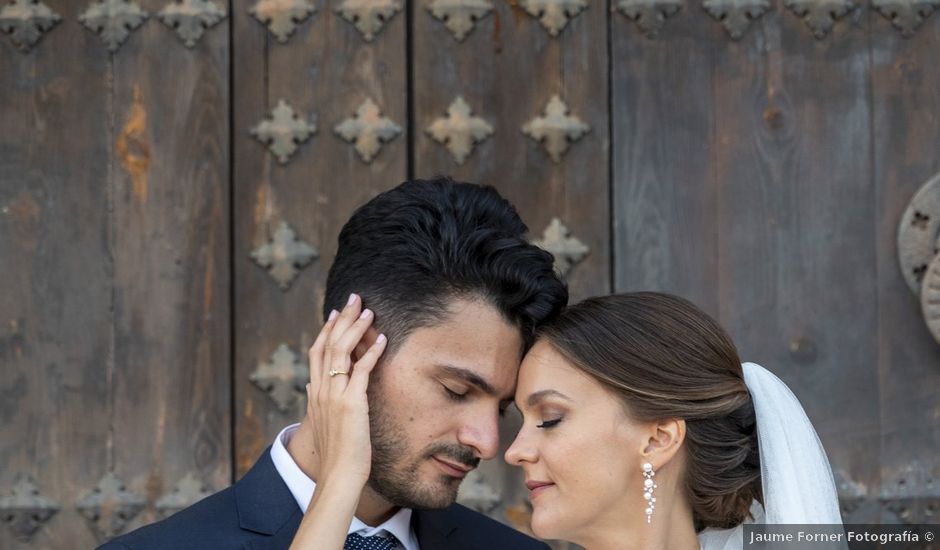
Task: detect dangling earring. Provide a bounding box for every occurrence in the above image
[643,462,657,524]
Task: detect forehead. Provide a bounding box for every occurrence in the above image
[517,340,606,401]
[390,298,523,389]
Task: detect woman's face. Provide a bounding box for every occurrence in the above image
[505,340,650,542]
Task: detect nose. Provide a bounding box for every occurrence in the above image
[456,408,501,460]
[504,427,536,466]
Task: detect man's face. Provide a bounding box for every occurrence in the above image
[365,298,522,509]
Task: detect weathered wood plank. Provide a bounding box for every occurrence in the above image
[413,0,610,304]
[712,1,880,522]
[104,0,231,537]
[0,2,111,547]
[233,0,408,475]
[412,3,608,541]
[611,3,720,316]
[871,13,940,523]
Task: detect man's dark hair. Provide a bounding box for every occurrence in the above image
[323,176,568,353]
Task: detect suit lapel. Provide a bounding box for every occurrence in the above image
[235,447,304,549]
[412,508,462,550]
[243,509,302,550]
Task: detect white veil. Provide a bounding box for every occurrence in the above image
[698,362,843,550]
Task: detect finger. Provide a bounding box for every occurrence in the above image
[332,308,376,367]
[310,309,338,375]
[316,310,340,390]
[327,308,374,394]
[329,293,363,348]
[347,333,387,396]
[324,294,362,384]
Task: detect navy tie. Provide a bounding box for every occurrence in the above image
[343,532,399,550]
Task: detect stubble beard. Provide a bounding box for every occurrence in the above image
[366,386,479,510]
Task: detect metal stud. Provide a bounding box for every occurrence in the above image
[427,96,493,165]
[426,0,493,40]
[614,0,682,37]
[335,0,401,41]
[157,0,226,48]
[872,0,939,37]
[897,173,940,296]
[155,473,212,519]
[0,0,61,52]
[921,253,940,345]
[250,99,317,164]
[249,0,316,43]
[784,0,855,39]
[78,0,148,52]
[520,0,588,36]
[532,217,589,276]
[250,221,319,290]
[334,98,402,163]
[75,472,145,541]
[250,343,307,412]
[522,95,589,163]
[0,476,59,542]
[702,0,772,39]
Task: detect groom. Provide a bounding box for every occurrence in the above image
[99,177,568,549]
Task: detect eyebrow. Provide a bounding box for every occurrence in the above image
[524,389,574,408]
[437,364,507,399]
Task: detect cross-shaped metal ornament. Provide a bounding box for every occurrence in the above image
[532,217,589,276]
[334,98,402,163]
[0,0,61,52]
[522,95,589,164]
[250,344,307,412]
[251,99,317,164]
[78,0,149,52]
[427,96,493,165]
[249,0,316,43]
[250,221,319,290]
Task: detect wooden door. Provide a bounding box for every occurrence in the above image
[1,0,939,548]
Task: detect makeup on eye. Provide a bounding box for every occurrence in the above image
[536,418,563,429]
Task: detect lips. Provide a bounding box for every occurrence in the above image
[432,456,474,478]
[525,480,555,498]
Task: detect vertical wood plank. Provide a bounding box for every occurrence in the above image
[871,13,940,522]
[412,1,608,540]
[233,0,408,475]
[611,5,720,315]
[713,1,880,521]
[105,0,231,536]
[0,2,110,547]
[413,0,610,304]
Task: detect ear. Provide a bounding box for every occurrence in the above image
[352,326,380,362]
[641,418,686,470]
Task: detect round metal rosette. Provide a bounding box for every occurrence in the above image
[921,251,940,345]
[897,173,940,295]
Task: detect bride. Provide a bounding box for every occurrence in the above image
[292,292,843,550]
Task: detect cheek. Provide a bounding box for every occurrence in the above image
[533,425,636,525]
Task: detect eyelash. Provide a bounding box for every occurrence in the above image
[536,418,562,429]
[444,386,509,417]
[443,387,466,401]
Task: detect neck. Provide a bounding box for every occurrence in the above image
[287,419,400,526]
[575,475,700,550]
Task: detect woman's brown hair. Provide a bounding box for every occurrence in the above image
[537,292,762,530]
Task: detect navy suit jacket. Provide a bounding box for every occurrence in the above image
[99,448,548,550]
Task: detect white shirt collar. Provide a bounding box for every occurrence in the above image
[270,424,420,550]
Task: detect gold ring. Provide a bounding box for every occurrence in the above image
[329,369,349,377]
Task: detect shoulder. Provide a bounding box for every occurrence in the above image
[429,504,549,549]
[97,487,242,550]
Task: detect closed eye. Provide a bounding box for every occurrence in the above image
[536,418,562,429]
[443,385,467,401]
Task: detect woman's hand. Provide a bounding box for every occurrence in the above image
[306,292,387,490]
[289,293,387,550]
